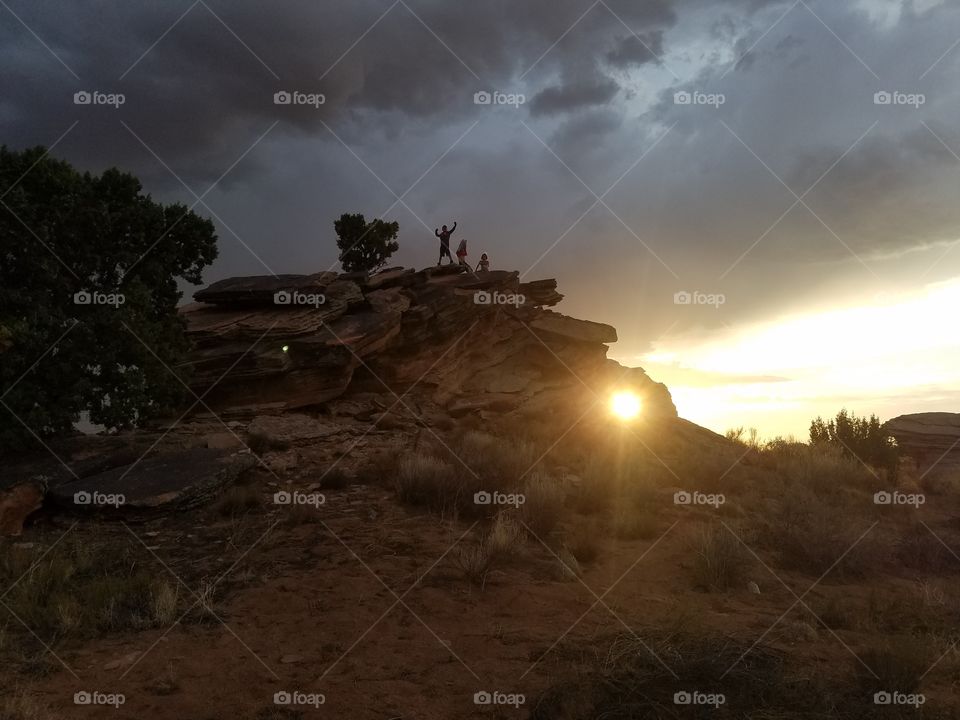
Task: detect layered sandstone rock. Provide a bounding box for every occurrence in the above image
[885,412,960,476]
[179,266,677,421]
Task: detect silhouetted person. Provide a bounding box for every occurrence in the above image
[456,238,469,268]
[475,252,490,272]
[435,221,457,265]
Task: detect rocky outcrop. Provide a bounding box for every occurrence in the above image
[179,266,677,421]
[47,448,256,518]
[885,412,960,476]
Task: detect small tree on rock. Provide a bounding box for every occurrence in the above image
[334,213,399,273]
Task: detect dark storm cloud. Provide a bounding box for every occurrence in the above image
[529,77,621,116]
[606,32,665,68]
[2,0,959,349]
[0,0,682,184]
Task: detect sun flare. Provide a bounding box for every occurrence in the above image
[610,391,641,421]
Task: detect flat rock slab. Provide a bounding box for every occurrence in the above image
[193,273,337,306]
[528,310,617,344]
[48,448,256,517]
[248,414,341,447]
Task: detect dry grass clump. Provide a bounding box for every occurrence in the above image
[564,522,604,565]
[856,636,929,696]
[0,538,184,645]
[0,690,62,720]
[453,513,525,586]
[762,483,884,578]
[521,472,565,537]
[393,432,544,518]
[690,523,752,591]
[613,506,660,540]
[394,453,458,511]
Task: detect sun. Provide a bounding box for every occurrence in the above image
[610,391,641,421]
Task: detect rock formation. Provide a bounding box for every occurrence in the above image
[885,412,960,476]
[179,266,676,421]
[0,265,679,534]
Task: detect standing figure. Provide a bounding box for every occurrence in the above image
[475,252,490,272]
[435,221,457,265]
[456,238,470,268]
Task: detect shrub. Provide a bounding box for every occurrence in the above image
[521,473,564,537]
[613,507,659,540]
[565,523,603,565]
[895,522,953,573]
[766,441,875,493]
[394,453,458,512]
[857,637,929,695]
[0,539,185,641]
[570,457,614,515]
[765,483,884,578]
[810,409,898,477]
[453,514,523,586]
[691,524,751,591]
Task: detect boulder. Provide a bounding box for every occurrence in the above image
[0,481,46,536]
[885,412,960,475]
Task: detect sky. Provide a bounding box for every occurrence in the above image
[2,0,959,438]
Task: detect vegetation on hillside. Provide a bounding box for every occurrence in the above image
[0,146,217,454]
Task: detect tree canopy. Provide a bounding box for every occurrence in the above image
[334,213,399,273]
[0,146,218,454]
[809,408,898,474]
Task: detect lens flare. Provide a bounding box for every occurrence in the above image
[610,391,641,420]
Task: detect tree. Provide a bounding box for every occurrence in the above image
[334,213,399,273]
[0,146,217,454]
[809,408,898,476]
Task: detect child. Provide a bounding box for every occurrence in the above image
[456,238,469,268]
[475,252,490,272]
